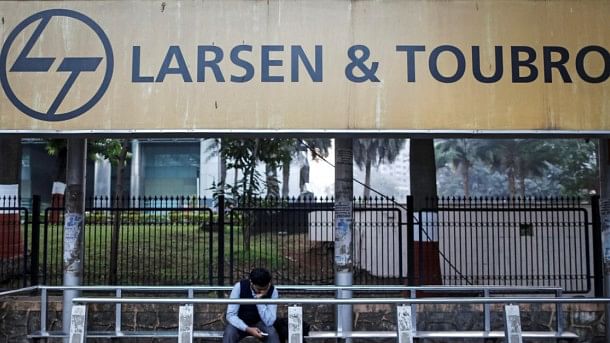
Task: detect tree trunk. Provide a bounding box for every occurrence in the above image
[299,155,310,193]
[507,169,516,197]
[266,163,279,198]
[460,162,470,198]
[363,159,372,198]
[219,145,227,192]
[282,161,290,197]
[109,139,129,285]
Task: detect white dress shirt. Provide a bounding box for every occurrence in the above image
[226,281,279,331]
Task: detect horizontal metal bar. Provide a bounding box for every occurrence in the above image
[0,286,39,297]
[36,285,563,292]
[1,285,567,299]
[71,297,610,305]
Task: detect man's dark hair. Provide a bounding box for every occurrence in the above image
[249,268,272,286]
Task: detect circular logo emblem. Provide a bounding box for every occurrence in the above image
[0,9,113,121]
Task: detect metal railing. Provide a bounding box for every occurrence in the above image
[0,284,579,341]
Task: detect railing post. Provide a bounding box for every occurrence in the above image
[483,289,490,334]
[69,304,87,343]
[504,304,523,343]
[30,195,41,286]
[217,195,225,286]
[288,306,303,343]
[591,195,603,297]
[406,196,415,286]
[178,304,194,343]
[555,289,564,335]
[41,287,48,336]
[396,305,414,343]
[115,289,122,336]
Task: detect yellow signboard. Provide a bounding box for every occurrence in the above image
[0,0,608,134]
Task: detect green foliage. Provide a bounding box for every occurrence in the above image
[435,138,598,197]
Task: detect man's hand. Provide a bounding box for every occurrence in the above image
[246,327,265,339]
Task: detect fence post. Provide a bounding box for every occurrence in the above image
[406,196,415,286]
[30,195,41,286]
[591,195,604,297]
[217,195,225,286]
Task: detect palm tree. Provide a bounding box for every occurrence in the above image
[480,139,556,197]
[435,139,487,198]
[353,139,406,198]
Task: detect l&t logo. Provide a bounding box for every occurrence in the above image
[0,9,114,122]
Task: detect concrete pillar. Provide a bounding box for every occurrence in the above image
[334,138,353,341]
[62,139,87,341]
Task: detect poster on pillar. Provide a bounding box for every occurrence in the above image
[0,0,609,134]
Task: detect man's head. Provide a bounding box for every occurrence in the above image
[249,268,272,296]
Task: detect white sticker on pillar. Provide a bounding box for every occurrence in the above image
[64,213,83,268]
[335,217,352,267]
[52,182,66,195]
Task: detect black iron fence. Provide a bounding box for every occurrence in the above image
[419,197,595,293]
[0,195,601,294]
[42,196,214,286]
[0,196,37,290]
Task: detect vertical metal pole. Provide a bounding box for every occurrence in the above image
[483,289,491,334]
[31,195,41,286]
[218,195,225,286]
[115,289,122,335]
[592,195,603,296]
[406,196,415,286]
[62,139,87,341]
[597,138,610,343]
[334,138,353,342]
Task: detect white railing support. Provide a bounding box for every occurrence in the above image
[504,304,523,343]
[68,304,87,343]
[396,305,414,343]
[288,306,303,343]
[178,304,194,343]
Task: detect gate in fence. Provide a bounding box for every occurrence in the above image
[0,195,602,294]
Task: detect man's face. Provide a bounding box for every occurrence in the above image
[251,281,270,298]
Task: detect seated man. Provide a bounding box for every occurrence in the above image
[223,268,280,343]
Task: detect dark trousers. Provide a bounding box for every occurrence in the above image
[223,321,280,343]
